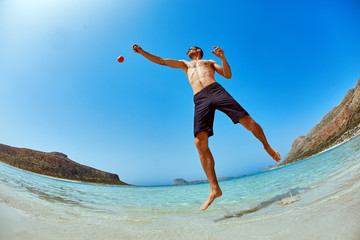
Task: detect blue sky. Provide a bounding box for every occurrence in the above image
[0,0,359,186]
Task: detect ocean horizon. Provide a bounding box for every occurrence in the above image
[1,135,360,240]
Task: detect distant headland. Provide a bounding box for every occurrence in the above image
[0,144,130,185]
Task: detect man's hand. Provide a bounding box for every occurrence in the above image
[132,44,144,54]
[211,46,225,59]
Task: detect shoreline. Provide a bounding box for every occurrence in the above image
[0,161,135,187]
[2,132,359,187]
[270,133,360,171]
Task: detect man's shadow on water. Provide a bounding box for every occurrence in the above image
[214,187,309,222]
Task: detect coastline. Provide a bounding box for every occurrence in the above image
[0,161,134,186]
[272,133,360,170]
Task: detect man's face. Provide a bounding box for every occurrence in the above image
[187,47,199,58]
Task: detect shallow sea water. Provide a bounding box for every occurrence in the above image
[1,136,360,240]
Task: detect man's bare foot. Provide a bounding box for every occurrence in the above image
[201,188,222,211]
[264,145,281,162]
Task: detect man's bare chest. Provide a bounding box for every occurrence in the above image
[187,60,213,69]
[186,60,215,75]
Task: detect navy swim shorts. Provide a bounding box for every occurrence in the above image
[193,82,249,137]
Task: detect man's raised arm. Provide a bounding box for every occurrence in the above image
[132,44,186,70]
[211,46,232,79]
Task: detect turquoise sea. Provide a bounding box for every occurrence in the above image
[1,136,360,240]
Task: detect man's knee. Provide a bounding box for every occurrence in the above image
[194,131,209,151]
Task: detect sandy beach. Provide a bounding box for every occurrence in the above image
[1,179,359,240]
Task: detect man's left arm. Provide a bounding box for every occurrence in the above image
[211,46,232,79]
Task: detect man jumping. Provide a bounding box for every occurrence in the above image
[132,44,281,210]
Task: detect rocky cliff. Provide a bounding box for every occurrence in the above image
[0,144,130,185]
[281,78,360,166]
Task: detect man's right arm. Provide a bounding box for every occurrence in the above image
[132,44,187,70]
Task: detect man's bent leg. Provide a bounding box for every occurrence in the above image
[239,116,281,162]
[194,131,222,210]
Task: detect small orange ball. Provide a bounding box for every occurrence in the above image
[117,56,124,63]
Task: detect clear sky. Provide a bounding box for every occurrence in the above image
[1,0,359,186]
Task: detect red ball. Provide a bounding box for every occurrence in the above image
[117,56,124,63]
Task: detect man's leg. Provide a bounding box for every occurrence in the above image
[194,131,223,210]
[239,116,281,162]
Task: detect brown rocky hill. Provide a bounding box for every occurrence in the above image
[0,144,130,185]
[281,77,360,166]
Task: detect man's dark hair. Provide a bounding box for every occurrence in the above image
[187,46,203,59]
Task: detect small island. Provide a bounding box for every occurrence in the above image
[173,177,228,185]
